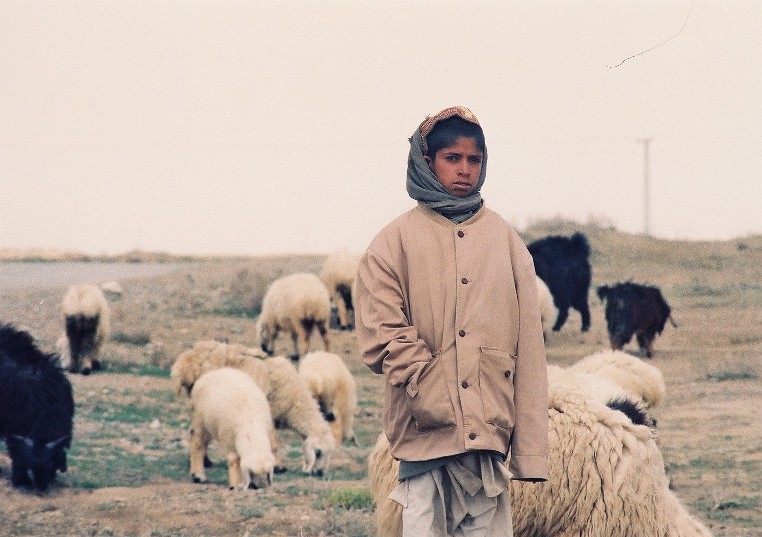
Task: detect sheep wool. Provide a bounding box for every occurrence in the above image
[298,351,358,445]
[189,367,274,490]
[256,272,331,360]
[319,250,361,330]
[569,349,667,408]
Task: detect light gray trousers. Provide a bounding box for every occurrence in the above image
[389,453,513,537]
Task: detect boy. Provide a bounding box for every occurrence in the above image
[355,106,548,536]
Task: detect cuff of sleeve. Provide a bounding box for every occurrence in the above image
[509,454,548,481]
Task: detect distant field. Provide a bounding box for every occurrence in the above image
[1,221,760,536]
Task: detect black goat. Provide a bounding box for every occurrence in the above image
[0,324,74,491]
[528,232,592,332]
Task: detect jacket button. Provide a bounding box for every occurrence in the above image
[458,330,466,337]
[468,433,477,440]
[461,381,469,389]
[504,370,512,378]
[461,277,468,284]
[457,230,465,238]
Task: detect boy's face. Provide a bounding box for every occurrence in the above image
[424,136,483,198]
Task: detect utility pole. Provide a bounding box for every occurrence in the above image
[638,138,652,236]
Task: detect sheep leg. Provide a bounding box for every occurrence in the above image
[227,452,244,490]
[290,331,302,361]
[189,424,211,483]
[316,321,330,352]
[575,300,591,332]
[270,428,287,473]
[335,292,349,329]
[637,332,655,358]
[334,384,356,445]
[552,306,569,332]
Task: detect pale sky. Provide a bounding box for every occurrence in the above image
[2,1,760,256]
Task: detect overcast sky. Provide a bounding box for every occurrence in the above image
[1,1,760,256]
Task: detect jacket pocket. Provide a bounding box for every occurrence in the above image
[406,353,456,432]
[479,346,516,430]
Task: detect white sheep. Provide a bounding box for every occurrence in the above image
[535,275,558,336]
[568,349,667,409]
[256,272,332,360]
[298,351,358,446]
[60,283,110,374]
[368,374,712,537]
[189,367,274,490]
[320,250,361,330]
[547,364,655,427]
[171,340,336,476]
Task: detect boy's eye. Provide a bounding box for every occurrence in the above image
[445,155,459,162]
[468,156,483,164]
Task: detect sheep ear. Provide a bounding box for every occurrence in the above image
[46,436,70,450]
[10,435,34,449]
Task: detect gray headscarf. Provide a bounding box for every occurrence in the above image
[406,106,488,223]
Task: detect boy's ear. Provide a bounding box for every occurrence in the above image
[423,154,433,169]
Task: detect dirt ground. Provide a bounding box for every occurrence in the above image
[0,229,760,536]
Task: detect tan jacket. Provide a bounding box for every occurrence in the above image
[355,203,549,480]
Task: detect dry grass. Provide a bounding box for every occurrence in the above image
[0,221,760,536]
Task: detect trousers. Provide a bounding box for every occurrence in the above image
[389,452,513,537]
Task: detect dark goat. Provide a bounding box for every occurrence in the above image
[528,232,592,332]
[597,282,676,358]
[0,324,74,491]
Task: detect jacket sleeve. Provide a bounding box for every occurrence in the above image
[355,246,434,388]
[508,245,550,481]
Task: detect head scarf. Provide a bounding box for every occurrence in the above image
[406,106,488,223]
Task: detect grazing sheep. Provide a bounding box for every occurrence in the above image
[298,351,358,446]
[368,379,712,537]
[535,275,558,337]
[528,232,592,332]
[569,349,667,409]
[61,283,110,374]
[320,250,361,330]
[171,340,336,476]
[189,367,274,490]
[256,272,331,360]
[597,281,676,358]
[0,324,74,491]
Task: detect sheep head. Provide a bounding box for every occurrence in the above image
[7,435,69,491]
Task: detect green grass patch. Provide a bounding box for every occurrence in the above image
[326,486,374,510]
[102,363,171,377]
[111,331,151,346]
[706,371,758,382]
[67,450,189,489]
[209,302,258,318]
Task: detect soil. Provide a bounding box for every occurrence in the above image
[0,231,760,536]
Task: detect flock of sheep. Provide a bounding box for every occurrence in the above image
[0,240,713,536]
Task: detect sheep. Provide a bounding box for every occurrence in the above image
[298,351,358,446]
[528,232,592,332]
[256,272,331,361]
[368,378,713,537]
[535,275,558,337]
[188,367,274,490]
[0,324,74,491]
[597,281,676,358]
[61,283,110,374]
[569,349,667,409]
[547,364,655,427]
[320,250,361,330]
[171,340,336,476]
